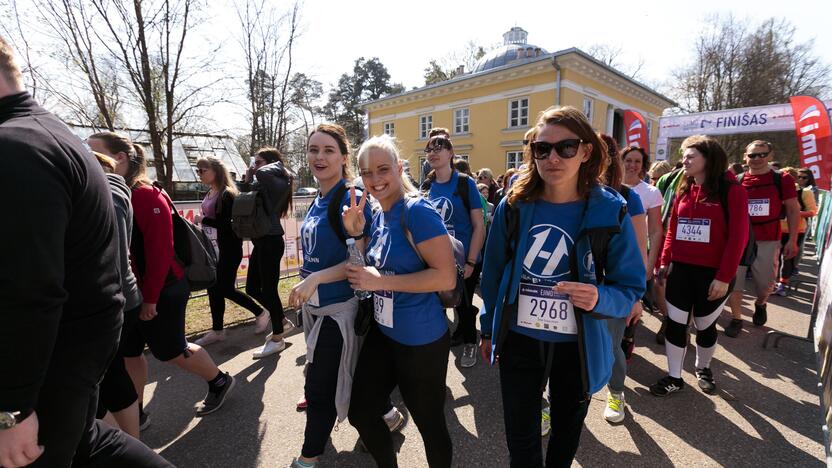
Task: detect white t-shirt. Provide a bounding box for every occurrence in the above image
[629,180,663,212]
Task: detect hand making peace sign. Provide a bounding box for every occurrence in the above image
[341,186,368,238]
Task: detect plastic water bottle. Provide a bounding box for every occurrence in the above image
[346,238,372,299]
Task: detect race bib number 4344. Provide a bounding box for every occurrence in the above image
[676,218,711,243]
[517,282,577,335]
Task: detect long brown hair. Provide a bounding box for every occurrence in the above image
[307,123,354,180]
[599,133,623,190]
[88,131,150,188]
[676,135,729,198]
[197,156,238,196]
[509,106,607,204]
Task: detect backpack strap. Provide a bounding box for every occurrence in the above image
[400,197,425,265]
[456,173,472,213]
[797,187,807,211]
[326,183,350,244]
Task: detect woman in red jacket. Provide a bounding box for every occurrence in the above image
[88,132,236,418]
[650,135,748,397]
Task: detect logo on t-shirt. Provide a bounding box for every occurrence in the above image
[301,216,319,254]
[523,224,573,279]
[367,227,392,269]
[432,197,454,224]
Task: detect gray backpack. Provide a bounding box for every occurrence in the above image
[231,190,272,239]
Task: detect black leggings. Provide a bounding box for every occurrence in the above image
[454,263,481,344]
[97,306,141,417]
[209,249,263,331]
[664,262,733,377]
[246,234,285,335]
[779,232,806,281]
[348,326,452,468]
[302,316,343,458]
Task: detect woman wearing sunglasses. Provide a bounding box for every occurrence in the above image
[480,106,645,467]
[345,135,456,468]
[422,135,485,368]
[194,157,266,346]
[773,167,817,296]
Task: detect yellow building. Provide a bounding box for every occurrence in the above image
[363,27,676,179]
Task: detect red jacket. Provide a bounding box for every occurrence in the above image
[660,177,749,283]
[131,184,183,304]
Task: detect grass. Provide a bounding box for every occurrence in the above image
[184,276,300,337]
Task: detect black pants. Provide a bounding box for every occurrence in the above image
[779,232,806,280]
[453,263,481,344]
[302,316,343,458]
[33,326,172,468]
[498,332,589,468]
[209,249,263,331]
[97,305,141,417]
[246,234,285,335]
[349,326,452,468]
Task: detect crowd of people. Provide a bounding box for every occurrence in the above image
[0,34,823,468]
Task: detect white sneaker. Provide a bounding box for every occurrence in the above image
[254,312,271,334]
[603,391,626,423]
[253,339,286,359]
[383,406,405,432]
[194,330,226,346]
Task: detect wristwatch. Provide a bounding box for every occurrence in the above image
[0,409,32,430]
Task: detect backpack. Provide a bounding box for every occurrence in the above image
[231,190,272,239]
[401,197,467,308]
[326,184,350,243]
[158,186,218,291]
[717,177,757,267]
[420,172,473,214]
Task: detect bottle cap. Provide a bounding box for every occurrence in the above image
[346,238,355,246]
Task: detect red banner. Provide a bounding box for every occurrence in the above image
[623,110,650,154]
[790,96,832,191]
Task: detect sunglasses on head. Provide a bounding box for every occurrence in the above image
[746,151,770,159]
[530,139,583,160]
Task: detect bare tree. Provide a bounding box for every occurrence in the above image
[585,43,645,79]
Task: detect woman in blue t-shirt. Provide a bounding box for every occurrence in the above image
[421,135,485,369]
[285,124,374,468]
[480,107,646,467]
[344,135,457,468]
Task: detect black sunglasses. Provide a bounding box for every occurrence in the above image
[747,151,770,159]
[531,139,584,160]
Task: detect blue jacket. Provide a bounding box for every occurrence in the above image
[480,185,646,395]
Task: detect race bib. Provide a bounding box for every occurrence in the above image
[676,218,711,243]
[748,198,770,217]
[202,225,219,255]
[517,282,577,335]
[299,268,320,307]
[373,289,394,328]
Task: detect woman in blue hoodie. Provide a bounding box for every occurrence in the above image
[480,106,645,467]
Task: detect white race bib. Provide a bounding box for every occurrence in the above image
[373,289,394,327]
[299,268,320,307]
[676,218,711,243]
[748,198,770,217]
[202,225,220,255]
[517,282,577,335]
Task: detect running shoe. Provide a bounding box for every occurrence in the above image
[603,391,626,423]
[139,409,151,431]
[195,329,226,346]
[254,312,271,334]
[724,318,743,338]
[287,457,316,468]
[649,376,684,397]
[461,343,478,368]
[253,339,286,359]
[383,406,405,433]
[774,283,787,297]
[696,367,716,394]
[752,303,768,326]
[196,373,236,416]
[541,406,551,437]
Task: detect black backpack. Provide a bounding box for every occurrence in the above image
[231,190,272,239]
[717,177,757,267]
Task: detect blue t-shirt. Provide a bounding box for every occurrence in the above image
[300,180,372,308]
[510,199,584,343]
[624,189,645,217]
[427,171,481,257]
[365,196,449,345]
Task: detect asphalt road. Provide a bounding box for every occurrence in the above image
[142,252,826,467]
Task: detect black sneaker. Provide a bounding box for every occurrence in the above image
[196,373,236,416]
[696,367,716,394]
[139,409,151,431]
[753,303,767,326]
[724,319,743,338]
[649,376,684,397]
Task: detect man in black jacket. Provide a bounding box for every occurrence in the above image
[0,36,170,467]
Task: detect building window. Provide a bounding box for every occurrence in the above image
[454,108,469,134]
[384,122,395,136]
[583,97,593,122]
[455,154,469,162]
[506,151,524,169]
[419,115,432,139]
[647,120,652,140]
[508,98,529,128]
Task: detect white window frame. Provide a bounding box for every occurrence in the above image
[506,151,524,169]
[583,97,593,122]
[454,108,470,134]
[384,122,395,136]
[455,153,469,162]
[419,115,433,139]
[508,98,529,128]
